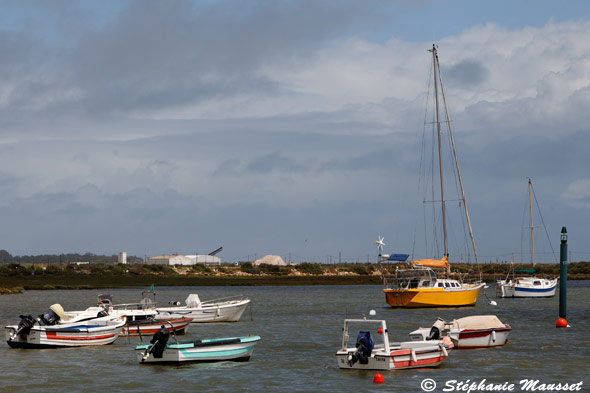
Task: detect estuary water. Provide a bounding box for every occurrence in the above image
[1,282,588,393]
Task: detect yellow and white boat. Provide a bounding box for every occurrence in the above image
[382,257,483,308]
[380,45,483,308]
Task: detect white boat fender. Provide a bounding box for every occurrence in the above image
[491,330,496,343]
[440,344,448,357]
[411,349,417,364]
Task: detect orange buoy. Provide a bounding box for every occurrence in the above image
[373,373,385,383]
[555,318,568,328]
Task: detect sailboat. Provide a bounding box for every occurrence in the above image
[380,45,484,308]
[496,179,558,298]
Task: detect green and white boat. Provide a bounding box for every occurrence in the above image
[136,334,261,364]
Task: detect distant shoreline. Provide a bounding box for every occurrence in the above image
[1,262,588,294]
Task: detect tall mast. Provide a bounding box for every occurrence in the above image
[430,44,449,261]
[529,178,535,266]
[436,49,479,265]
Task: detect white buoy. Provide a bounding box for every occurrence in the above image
[489,300,497,306]
[369,310,376,316]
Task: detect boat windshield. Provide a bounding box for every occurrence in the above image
[384,268,438,290]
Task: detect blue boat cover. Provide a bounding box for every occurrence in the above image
[387,254,410,262]
[356,331,374,353]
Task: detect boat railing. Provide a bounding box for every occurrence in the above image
[112,301,156,311]
[199,294,248,305]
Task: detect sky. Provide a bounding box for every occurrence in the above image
[0,0,589,263]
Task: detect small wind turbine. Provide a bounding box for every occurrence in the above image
[374,236,385,254]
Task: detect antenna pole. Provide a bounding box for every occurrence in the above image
[529,178,535,266]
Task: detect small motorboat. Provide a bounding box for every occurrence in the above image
[63,294,193,336]
[156,294,251,323]
[136,325,260,364]
[409,315,512,349]
[335,317,453,370]
[5,304,126,348]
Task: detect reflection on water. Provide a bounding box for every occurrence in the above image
[1,283,589,392]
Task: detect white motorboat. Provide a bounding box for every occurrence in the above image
[63,294,193,335]
[336,318,453,370]
[156,294,250,323]
[409,315,511,349]
[137,325,260,364]
[5,304,125,348]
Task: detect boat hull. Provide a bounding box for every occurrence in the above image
[453,327,511,348]
[136,335,260,363]
[384,285,483,308]
[5,319,125,348]
[336,342,451,370]
[496,279,557,298]
[156,299,250,323]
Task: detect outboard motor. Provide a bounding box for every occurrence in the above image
[348,331,374,366]
[148,325,170,359]
[15,315,36,338]
[427,318,446,340]
[38,304,65,326]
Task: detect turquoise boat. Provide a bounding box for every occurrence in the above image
[136,335,261,364]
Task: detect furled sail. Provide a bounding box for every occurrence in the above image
[412,255,448,269]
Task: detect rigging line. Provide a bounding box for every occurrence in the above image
[412,58,434,261]
[530,181,558,263]
[436,54,478,266]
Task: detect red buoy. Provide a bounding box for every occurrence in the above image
[555,318,568,328]
[373,373,385,383]
[377,328,383,334]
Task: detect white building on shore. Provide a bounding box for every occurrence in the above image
[146,254,221,266]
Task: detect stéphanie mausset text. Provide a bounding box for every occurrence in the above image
[442,379,584,393]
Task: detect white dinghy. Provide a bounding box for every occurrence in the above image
[409,315,512,349]
[156,294,250,323]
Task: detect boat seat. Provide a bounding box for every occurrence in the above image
[182,338,241,348]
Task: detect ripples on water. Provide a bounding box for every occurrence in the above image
[1,282,588,392]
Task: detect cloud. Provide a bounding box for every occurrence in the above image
[562,179,590,208]
[442,59,490,87]
[0,3,589,260]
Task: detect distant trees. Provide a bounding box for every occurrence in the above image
[0,250,142,265]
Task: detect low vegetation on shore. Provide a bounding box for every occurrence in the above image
[0,260,588,293]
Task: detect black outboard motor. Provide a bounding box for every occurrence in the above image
[348,331,374,366]
[149,325,170,359]
[426,318,445,340]
[15,315,36,338]
[427,326,440,340]
[38,309,60,326]
[37,304,65,326]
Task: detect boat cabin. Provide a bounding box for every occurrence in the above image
[384,267,465,291]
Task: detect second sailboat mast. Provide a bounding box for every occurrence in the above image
[431,45,449,259]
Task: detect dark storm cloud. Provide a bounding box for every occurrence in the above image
[442,59,490,87]
[67,0,389,116]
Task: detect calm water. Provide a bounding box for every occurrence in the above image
[1,283,589,393]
